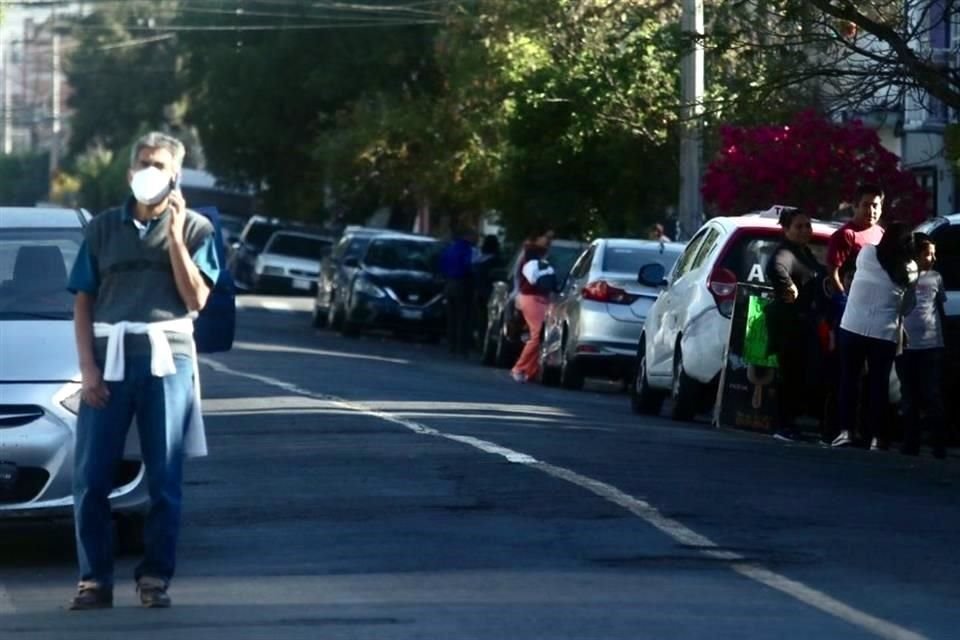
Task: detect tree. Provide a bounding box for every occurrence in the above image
[427,0,684,239]
[65,2,184,158]
[702,1,960,119]
[181,1,441,219]
[0,153,49,205]
[701,110,929,222]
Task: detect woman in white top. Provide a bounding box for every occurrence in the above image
[832,223,918,449]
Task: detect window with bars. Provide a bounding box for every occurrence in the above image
[927,0,952,123]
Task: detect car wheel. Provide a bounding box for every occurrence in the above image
[494,319,513,368]
[312,304,328,328]
[538,335,560,386]
[559,335,584,390]
[670,344,699,422]
[340,305,359,337]
[115,512,145,555]
[327,296,343,330]
[630,338,666,415]
[480,321,497,366]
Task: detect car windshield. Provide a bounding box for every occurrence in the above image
[266,234,331,260]
[0,227,82,320]
[719,231,829,285]
[244,222,284,251]
[344,237,374,262]
[603,245,682,274]
[364,239,441,272]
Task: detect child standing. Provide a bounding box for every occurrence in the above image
[897,234,948,458]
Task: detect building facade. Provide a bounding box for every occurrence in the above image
[1,15,74,162]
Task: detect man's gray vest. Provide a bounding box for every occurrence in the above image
[85,205,213,359]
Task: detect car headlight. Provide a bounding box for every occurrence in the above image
[354,277,386,298]
[61,390,82,415]
[53,382,83,416]
[254,258,285,276]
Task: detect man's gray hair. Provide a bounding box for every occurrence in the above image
[130,132,186,170]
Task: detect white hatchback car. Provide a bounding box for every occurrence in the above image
[630,211,837,420]
[252,230,333,295]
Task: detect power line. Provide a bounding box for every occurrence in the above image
[5,0,452,14]
[67,20,442,32]
[6,1,452,35]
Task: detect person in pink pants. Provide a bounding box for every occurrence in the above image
[511,231,555,383]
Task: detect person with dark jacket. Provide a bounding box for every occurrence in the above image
[765,209,826,441]
[471,234,502,343]
[440,228,477,356]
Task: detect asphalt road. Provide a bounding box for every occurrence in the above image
[1,295,958,639]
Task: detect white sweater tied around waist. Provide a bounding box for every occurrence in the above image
[93,316,207,459]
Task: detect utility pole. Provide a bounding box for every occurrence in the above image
[678,0,705,240]
[2,39,9,155]
[0,0,9,155]
[49,4,61,178]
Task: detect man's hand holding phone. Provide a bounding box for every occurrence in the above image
[167,176,187,243]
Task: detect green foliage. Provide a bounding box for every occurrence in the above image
[181,2,439,220]
[62,0,942,238]
[945,124,960,171]
[65,2,183,158]
[0,153,50,206]
[71,144,131,214]
[426,0,684,239]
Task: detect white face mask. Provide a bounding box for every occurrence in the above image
[130,167,173,206]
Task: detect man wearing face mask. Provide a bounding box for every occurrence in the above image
[66,132,220,610]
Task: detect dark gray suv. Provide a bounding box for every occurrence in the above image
[312,227,387,328]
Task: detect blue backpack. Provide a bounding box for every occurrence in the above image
[192,206,236,353]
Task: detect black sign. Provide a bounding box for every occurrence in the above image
[713,283,780,433]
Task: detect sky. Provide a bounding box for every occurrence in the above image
[2,7,46,40]
[2,4,82,40]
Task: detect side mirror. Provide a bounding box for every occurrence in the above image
[638,263,667,288]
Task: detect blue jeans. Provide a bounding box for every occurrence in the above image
[73,354,194,588]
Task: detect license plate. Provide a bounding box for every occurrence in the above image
[292,278,311,290]
[0,462,18,491]
[400,308,423,320]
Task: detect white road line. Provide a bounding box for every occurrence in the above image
[250,300,294,312]
[200,356,929,640]
[0,583,15,614]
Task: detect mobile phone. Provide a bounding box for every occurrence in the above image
[170,173,181,193]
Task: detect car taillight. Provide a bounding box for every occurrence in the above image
[583,280,637,304]
[707,267,737,317]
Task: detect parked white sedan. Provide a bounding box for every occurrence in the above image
[0,207,147,545]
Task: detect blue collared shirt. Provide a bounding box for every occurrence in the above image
[68,199,221,295]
